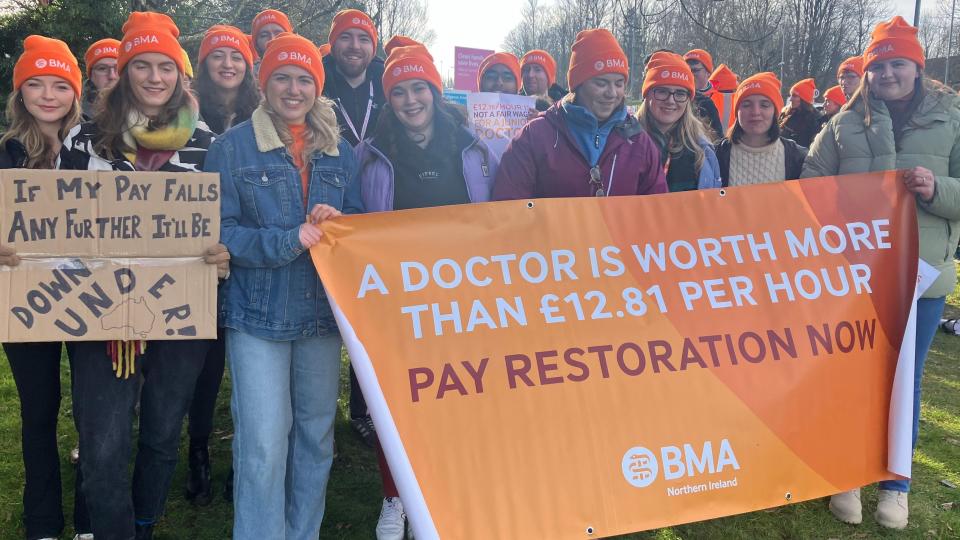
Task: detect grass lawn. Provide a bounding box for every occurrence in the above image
[1,284,959,539]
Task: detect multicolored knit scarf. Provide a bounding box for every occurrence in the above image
[109,104,198,377]
[121,105,199,165]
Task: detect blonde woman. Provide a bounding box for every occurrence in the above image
[0,35,92,540]
[638,52,720,191]
[204,33,363,539]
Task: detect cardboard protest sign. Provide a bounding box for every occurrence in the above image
[466,92,536,159]
[1,169,219,342]
[311,172,918,539]
[454,46,494,92]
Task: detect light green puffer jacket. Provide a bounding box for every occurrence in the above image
[801,82,960,298]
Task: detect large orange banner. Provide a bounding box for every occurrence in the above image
[312,172,919,539]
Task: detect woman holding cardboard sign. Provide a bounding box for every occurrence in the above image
[54,12,227,539]
[354,43,499,540]
[802,16,960,530]
[204,32,363,539]
[0,35,94,540]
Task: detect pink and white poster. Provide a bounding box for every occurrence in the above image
[454,46,494,92]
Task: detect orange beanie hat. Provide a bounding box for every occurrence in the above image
[14,35,82,97]
[642,52,695,97]
[118,12,183,75]
[328,9,378,50]
[733,72,784,115]
[709,64,739,92]
[84,38,120,77]
[383,45,442,96]
[520,49,557,87]
[385,36,423,57]
[823,85,846,106]
[257,33,325,93]
[477,52,521,90]
[863,16,924,71]
[567,29,628,91]
[199,25,254,67]
[683,49,714,73]
[251,9,293,38]
[789,78,817,104]
[837,56,864,78]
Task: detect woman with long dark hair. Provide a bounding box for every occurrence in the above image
[56,12,227,538]
[182,23,259,507]
[778,77,821,148]
[0,35,92,540]
[355,45,499,538]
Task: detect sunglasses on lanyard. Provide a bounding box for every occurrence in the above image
[589,166,605,197]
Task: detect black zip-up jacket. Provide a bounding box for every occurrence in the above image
[322,55,386,147]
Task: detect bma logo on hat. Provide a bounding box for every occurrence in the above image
[594,60,605,71]
[105,47,118,55]
[743,81,762,91]
[277,51,289,61]
[124,42,133,52]
[392,66,402,76]
[660,70,670,78]
[35,59,48,69]
[352,17,361,24]
[211,36,220,45]
[866,43,894,60]
[530,55,546,63]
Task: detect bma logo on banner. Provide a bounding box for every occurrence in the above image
[621,439,740,488]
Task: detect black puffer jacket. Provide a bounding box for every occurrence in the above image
[0,138,28,169]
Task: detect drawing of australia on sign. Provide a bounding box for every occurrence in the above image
[101,297,156,338]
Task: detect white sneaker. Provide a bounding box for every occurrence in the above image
[829,488,862,524]
[376,497,406,540]
[74,535,94,540]
[875,489,909,529]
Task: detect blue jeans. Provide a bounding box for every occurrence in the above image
[228,329,342,540]
[879,296,946,493]
[72,339,209,539]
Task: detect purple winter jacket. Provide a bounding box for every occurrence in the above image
[492,103,667,199]
[355,127,499,212]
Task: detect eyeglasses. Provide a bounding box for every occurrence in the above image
[650,87,691,103]
[589,166,605,197]
[482,71,516,82]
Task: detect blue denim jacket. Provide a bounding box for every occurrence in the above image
[205,108,363,340]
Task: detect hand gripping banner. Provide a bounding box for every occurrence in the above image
[311,172,918,539]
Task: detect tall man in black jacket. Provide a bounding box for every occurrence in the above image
[321,9,386,446]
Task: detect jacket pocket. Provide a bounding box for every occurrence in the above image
[316,168,346,210]
[240,167,292,227]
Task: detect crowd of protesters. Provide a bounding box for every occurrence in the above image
[0,6,957,540]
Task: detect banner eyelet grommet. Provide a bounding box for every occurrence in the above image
[719,189,727,197]
[785,491,793,501]
[526,201,535,209]
[585,526,595,535]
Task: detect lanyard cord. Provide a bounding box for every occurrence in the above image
[337,81,374,142]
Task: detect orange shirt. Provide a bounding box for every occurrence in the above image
[288,123,309,205]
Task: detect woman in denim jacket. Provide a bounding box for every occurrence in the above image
[204,34,363,539]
